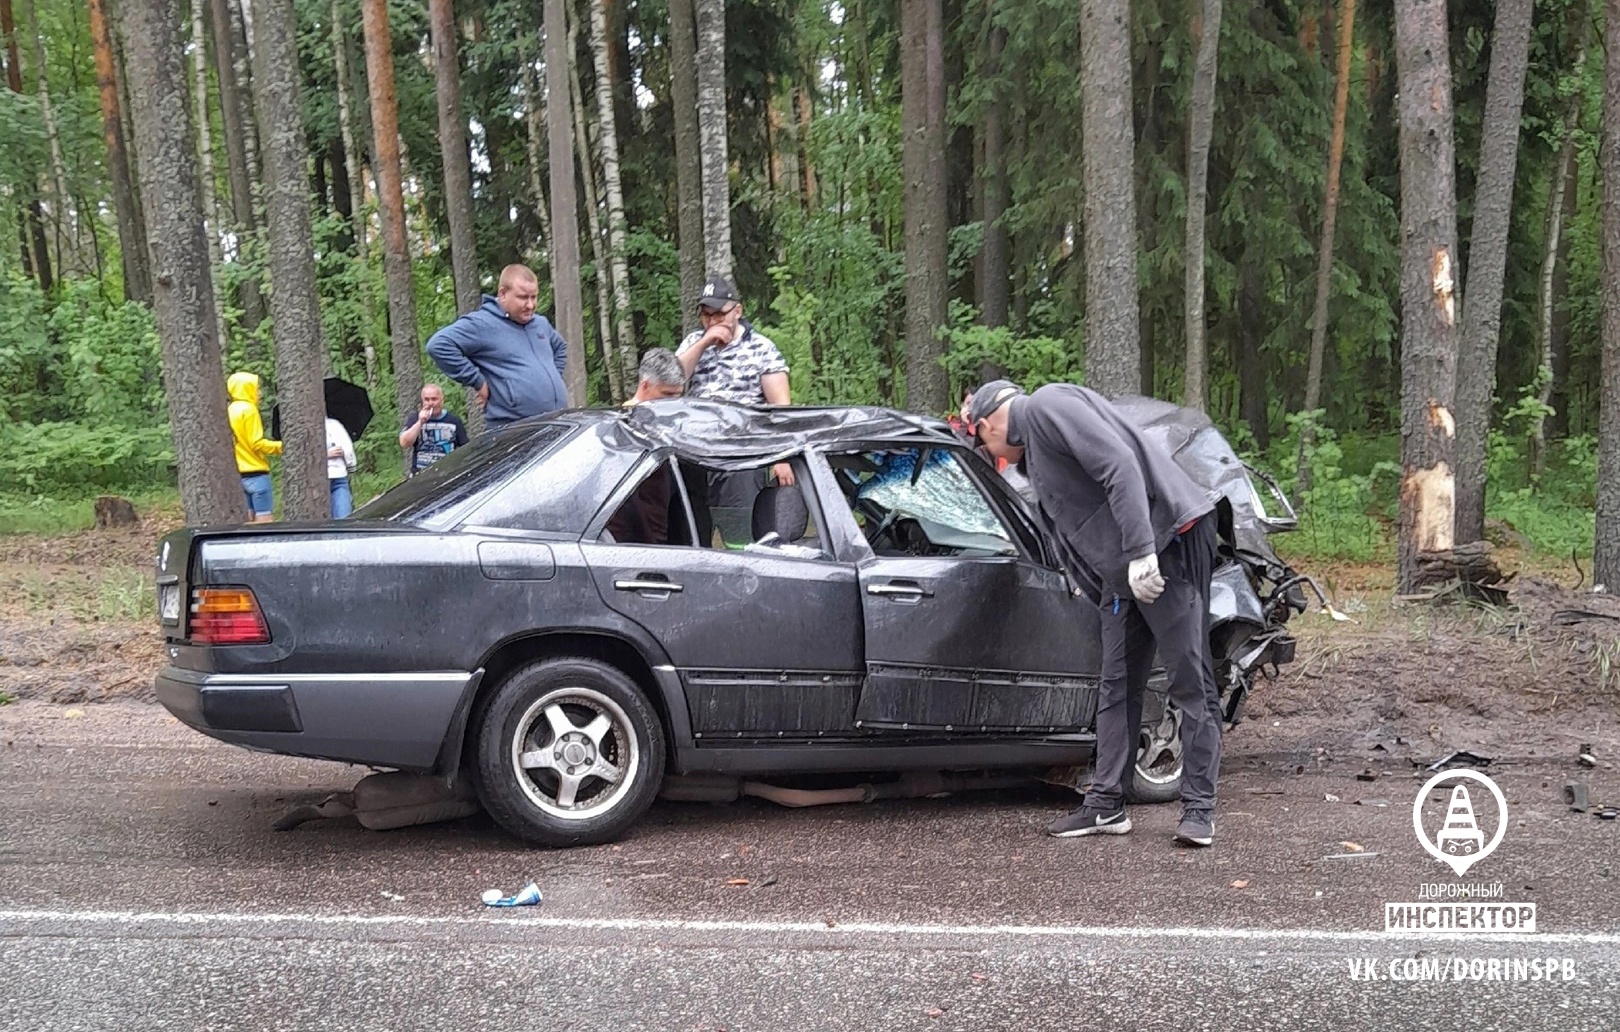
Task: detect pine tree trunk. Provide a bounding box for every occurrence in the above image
[1237,249,1270,450]
[1549,154,1577,440]
[588,0,638,390]
[330,0,367,257]
[1530,20,1587,480]
[980,19,1008,329]
[520,53,553,262]
[793,83,816,213]
[694,0,730,280]
[1453,0,1532,540]
[1079,0,1139,397]
[208,0,256,250]
[1182,0,1222,411]
[359,0,423,440]
[116,0,243,524]
[1300,0,1359,494]
[89,0,150,302]
[219,0,264,331]
[190,0,229,353]
[24,0,80,276]
[1596,0,1620,589]
[1393,0,1461,593]
[668,0,703,329]
[428,0,480,316]
[900,0,948,413]
[250,0,328,520]
[544,2,586,406]
[569,32,623,402]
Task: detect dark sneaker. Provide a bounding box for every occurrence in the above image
[1175,809,1215,847]
[1047,805,1131,838]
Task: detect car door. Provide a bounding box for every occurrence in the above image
[583,454,865,739]
[839,446,1102,733]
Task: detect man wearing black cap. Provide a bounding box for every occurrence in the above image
[968,379,1224,847]
[676,275,795,531]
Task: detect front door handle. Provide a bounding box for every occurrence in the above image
[615,576,684,594]
[866,581,931,599]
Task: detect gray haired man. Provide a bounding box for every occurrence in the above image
[969,379,1224,847]
[629,348,688,404]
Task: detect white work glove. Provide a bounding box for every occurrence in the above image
[1128,552,1166,605]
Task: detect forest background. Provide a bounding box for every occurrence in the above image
[0,0,1615,587]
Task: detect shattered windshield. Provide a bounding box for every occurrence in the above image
[850,448,1017,553]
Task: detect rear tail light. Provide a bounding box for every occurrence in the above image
[189,587,271,645]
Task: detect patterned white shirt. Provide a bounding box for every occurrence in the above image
[676,324,789,405]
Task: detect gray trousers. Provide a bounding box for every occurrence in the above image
[1084,515,1224,812]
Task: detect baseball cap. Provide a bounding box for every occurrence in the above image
[696,274,741,311]
[968,379,1022,424]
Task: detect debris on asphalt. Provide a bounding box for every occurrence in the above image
[1355,769,1379,782]
[1319,852,1380,861]
[969,973,988,982]
[1597,808,1619,821]
[1579,744,1597,768]
[1230,879,1250,889]
[481,882,542,907]
[923,1006,948,1019]
[1424,749,1493,771]
[63,708,84,719]
[1246,788,1286,796]
[1355,799,1390,808]
[1341,841,1366,852]
[760,875,779,887]
[380,891,404,902]
[726,878,750,886]
[1565,782,1590,813]
[1324,793,1341,803]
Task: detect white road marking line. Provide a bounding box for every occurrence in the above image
[1,909,1618,946]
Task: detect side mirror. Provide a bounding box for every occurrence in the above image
[1242,463,1299,533]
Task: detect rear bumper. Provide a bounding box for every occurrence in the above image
[155,666,475,770]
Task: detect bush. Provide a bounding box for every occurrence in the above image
[0,422,174,493]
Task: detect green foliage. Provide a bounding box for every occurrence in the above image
[50,280,165,426]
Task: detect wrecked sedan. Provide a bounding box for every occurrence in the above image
[154,398,1315,847]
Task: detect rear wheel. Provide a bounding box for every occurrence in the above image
[472,657,665,847]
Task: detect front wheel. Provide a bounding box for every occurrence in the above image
[1123,692,1184,804]
[472,657,665,847]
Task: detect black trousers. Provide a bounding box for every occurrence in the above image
[1083,514,1224,812]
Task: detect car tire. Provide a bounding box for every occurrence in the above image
[1123,687,1184,805]
[472,657,666,847]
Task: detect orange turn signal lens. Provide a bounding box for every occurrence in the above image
[189,587,270,644]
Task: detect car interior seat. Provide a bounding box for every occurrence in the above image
[750,484,819,553]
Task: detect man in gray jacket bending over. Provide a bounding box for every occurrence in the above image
[968,379,1223,847]
[426,264,570,428]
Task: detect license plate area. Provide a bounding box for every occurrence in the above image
[159,582,181,625]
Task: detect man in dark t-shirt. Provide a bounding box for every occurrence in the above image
[398,383,469,474]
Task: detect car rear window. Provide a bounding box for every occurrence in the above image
[465,424,644,535]
[352,423,573,528]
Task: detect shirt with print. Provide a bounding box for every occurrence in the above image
[676,323,789,405]
[404,410,469,473]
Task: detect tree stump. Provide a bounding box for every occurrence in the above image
[1403,540,1512,606]
[94,495,138,529]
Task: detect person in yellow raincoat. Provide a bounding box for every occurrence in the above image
[227,371,282,522]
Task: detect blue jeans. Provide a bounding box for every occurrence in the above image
[329,477,353,519]
[241,473,273,517]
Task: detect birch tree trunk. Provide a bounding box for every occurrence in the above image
[1393,0,1461,593]
[544,0,587,406]
[1300,0,1358,494]
[117,0,244,524]
[569,33,623,401]
[667,0,703,329]
[587,0,637,390]
[360,0,423,438]
[1079,0,1139,397]
[1530,20,1587,479]
[90,0,151,302]
[190,0,229,352]
[24,0,79,275]
[900,0,948,413]
[1181,0,1221,411]
[208,0,256,243]
[250,0,328,520]
[1596,0,1620,589]
[428,0,480,315]
[694,0,730,280]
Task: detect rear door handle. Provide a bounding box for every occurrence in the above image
[615,576,684,594]
[866,581,931,599]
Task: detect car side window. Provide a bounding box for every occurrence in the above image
[467,426,642,535]
[596,455,830,560]
[827,447,1021,559]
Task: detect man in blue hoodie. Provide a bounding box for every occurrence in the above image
[425,264,571,428]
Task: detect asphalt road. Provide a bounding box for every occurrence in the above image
[3,701,1618,1031]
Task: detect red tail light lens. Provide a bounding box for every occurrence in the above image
[189,587,271,645]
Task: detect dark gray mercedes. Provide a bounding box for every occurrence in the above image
[154,398,1318,847]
